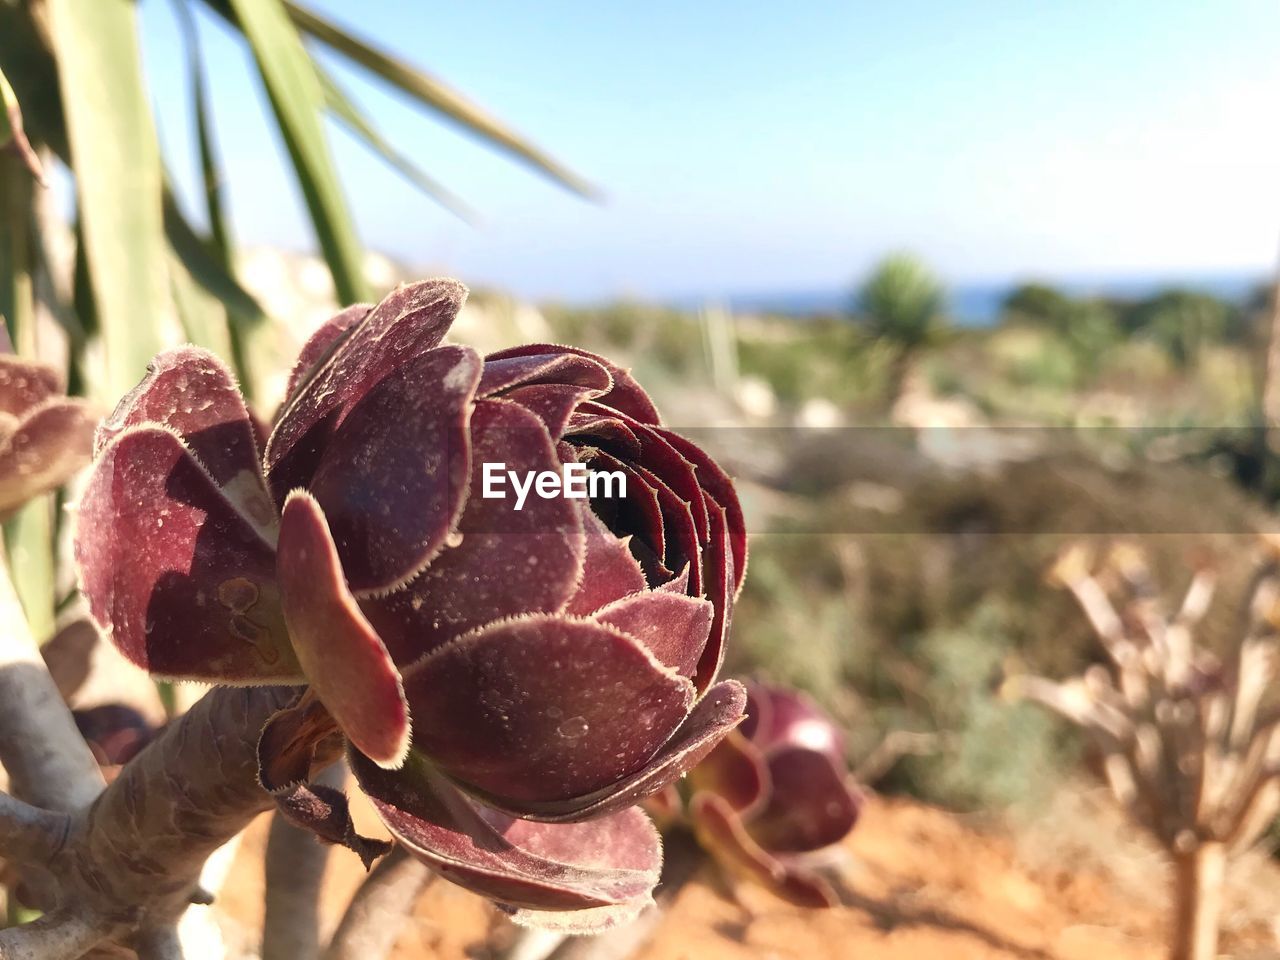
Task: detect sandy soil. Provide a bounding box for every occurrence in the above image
[215,791,1280,960]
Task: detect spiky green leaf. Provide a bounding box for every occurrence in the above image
[227,0,370,304]
[48,0,168,399]
[318,67,476,224]
[283,0,598,199]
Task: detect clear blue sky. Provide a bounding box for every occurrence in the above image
[139,0,1280,301]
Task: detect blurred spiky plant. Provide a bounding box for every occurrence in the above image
[852,252,946,403]
[1005,539,1280,960]
[0,0,590,639]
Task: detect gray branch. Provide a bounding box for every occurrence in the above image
[322,846,434,960]
[0,548,103,811]
[262,763,347,960]
[0,791,70,864]
[0,909,114,960]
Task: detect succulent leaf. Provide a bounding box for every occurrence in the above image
[401,614,693,805]
[277,491,410,768]
[352,750,660,921]
[306,345,480,593]
[75,426,299,683]
[266,279,467,499]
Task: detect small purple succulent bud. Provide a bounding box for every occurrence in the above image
[72,703,156,773]
[679,682,861,906]
[74,280,749,930]
[0,353,94,518]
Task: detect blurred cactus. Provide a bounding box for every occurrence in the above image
[1005,539,1280,960]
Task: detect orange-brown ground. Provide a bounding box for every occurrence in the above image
[216,789,1280,960]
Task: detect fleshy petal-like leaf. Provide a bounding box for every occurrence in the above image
[0,399,95,517]
[564,409,640,457]
[657,564,691,595]
[75,427,299,682]
[361,398,582,662]
[284,303,370,401]
[643,784,682,826]
[661,429,747,594]
[401,614,693,806]
[494,383,597,439]
[308,345,480,593]
[95,347,274,535]
[477,351,612,398]
[489,680,747,823]
[749,748,860,854]
[623,420,710,542]
[687,730,768,816]
[0,355,60,417]
[691,498,734,694]
[593,590,712,677]
[632,461,702,592]
[743,683,846,766]
[563,505,647,616]
[266,280,466,499]
[583,450,667,581]
[487,345,660,424]
[277,491,409,768]
[74,703,153,767]
[352,750,659,915]
[570,409,717,562]
[691,792,837,908]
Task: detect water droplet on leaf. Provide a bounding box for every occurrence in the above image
[557,716,589,739]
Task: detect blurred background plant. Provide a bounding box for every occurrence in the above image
[1004,540,1280,960]
[851,252,948,405]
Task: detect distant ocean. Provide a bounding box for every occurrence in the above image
[699,270,1266,326]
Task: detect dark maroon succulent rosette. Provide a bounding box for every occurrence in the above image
[679,682,861,907]
[74,279,748,930]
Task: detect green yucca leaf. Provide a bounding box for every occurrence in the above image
[168,245,234,361]
[48,0,168,400]
[0,65,45,184]
[318,66,477,224]
[172,0,264,395]
[0,157,30,347]
[172,0,234,268]
[282,0,599,199]
[161,190,268,324]
[4,498,56,644]
[67,216,96,397]
[227,0,370,304]
[162,188,271,397]
[0,153,55,643]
